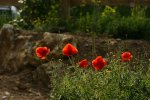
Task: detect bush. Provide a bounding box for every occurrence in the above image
[74,5,150,40]
[106,17,150,40]
[17,1,150,40]
[32,2,61,32]
[75,6,119,34]
[106,6,150,40]
[50,54,150,100]
[76,12,95,33]
[98,6,120,34]
[19,0,60,29]
[0,13,12,28]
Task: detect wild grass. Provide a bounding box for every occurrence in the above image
[50,51,150,100]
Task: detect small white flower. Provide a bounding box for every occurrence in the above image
[18,0,26,3]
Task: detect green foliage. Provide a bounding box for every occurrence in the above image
[106,6,150,40]
[0,12,12,28]
[106,17,150,39]
[19,0,59,29]
[17,1,150,40]
[116,6,131,17]
[32,2,61,32]
[131,6,146,18]
[75,5,150,40]
[98,6,119,33]
[76,6,119,34]
[9,17,28,28]
[50,55,150,100]
[76,12,94,33]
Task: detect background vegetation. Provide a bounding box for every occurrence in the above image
[1,0,150,40]
[0,9,13,27]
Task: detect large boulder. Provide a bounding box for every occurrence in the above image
[0,24,77,75]
[33,32,77,59]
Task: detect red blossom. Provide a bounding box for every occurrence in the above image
[62,43,78,56]
[35,47,50,60]
[121,52,132,62]
[92,56,107,71]
[78,59,88,68]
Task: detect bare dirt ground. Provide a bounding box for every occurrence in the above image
[0,68,49,100]
[0,32,149,100]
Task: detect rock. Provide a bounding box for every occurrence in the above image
[0,25,77,74]
[4,91,10,96]
[2,96,9,100]
[32,60,65,87]
[0,24,79,87]
[0,24,77,87]
[0,28,32,73]
[34,32,77,58]
[0,24,15,42]
[109,40,118,45]
[12,87,19,91]
[116,38,121,41]
[31,32,77,87]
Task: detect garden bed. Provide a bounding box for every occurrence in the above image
[0,28,149,99]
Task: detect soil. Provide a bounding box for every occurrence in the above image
[0,69,49,100]
[0,32,150,100]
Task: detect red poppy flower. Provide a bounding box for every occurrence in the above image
[92,56,107,71]
[62,43,78,56]
[35,47,50,60]
[78,59,88,68]
[121,52,132,62]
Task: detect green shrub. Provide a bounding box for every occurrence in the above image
[106,6,150,40]
[0,13,12,28]
[75,6,119,34]
[76,12,94,33]
[21,0,73,32]
[98,6,120,34]
[17,1,150,40]
[32,2,61,32]
[19,0,60,29]
[116,5,131,17]
[74,5,150,40]
[106,17,150,40]
[50,55,150,100]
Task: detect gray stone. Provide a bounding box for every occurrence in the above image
[4,91,10,96]
[2,96,9,100]
[0,25,77,73]
[0,24,77,87]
